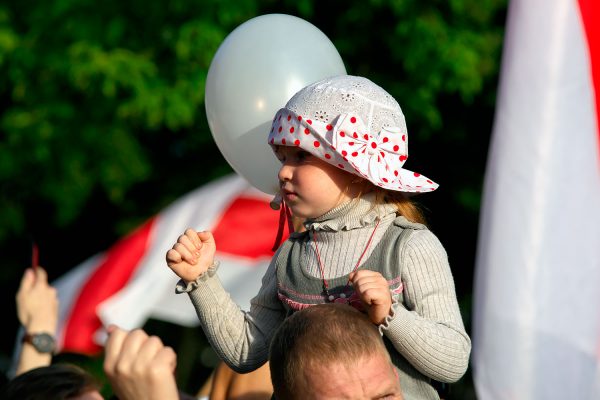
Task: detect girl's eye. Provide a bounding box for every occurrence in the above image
[296,151,310,162]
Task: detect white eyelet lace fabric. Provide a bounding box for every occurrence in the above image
[286,75,404,135]
[267,75,438,193]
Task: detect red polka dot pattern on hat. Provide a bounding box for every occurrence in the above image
[267,109,437,194]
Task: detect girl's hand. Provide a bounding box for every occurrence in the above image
[349,270,392,325]
[166,229,216,283]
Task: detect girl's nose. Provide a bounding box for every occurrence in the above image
[278,162,293,183]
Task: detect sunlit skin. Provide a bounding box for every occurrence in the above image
[275,146,360,219]
[296,355,403,400]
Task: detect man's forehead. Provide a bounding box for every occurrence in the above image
[299,355,402,400]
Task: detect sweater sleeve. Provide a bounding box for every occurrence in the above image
[183,255,286,373]
[380,229,471,383]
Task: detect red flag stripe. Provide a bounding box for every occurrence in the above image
[577,0,600,160]
[62,218,156,354]
[212,196,285,260]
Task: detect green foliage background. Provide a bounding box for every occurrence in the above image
[0,0,507,397]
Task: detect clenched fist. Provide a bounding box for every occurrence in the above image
[166,229,216,283]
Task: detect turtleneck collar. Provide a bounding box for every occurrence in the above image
[304,193,397,232]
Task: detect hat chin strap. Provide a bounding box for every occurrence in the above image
[271,195,294,251]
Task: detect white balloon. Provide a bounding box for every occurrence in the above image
[205,14,346,194]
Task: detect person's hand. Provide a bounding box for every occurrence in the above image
[104,326,179,400]
[166,229,216,283]
[16,267,58,333]
[349,270,392,325]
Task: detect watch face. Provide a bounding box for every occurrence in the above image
[31,333,56,353]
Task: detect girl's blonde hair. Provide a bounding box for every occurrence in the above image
[362,182,427,225]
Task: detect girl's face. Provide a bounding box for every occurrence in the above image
[276,146,358,219]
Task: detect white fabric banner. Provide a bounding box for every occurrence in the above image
[473,0,600,399]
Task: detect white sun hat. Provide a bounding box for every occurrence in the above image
[268,75,438,193]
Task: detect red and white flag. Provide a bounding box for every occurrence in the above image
[52,175,282,354]
[473,0,600,398]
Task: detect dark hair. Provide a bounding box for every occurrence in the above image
[269,304,389,399]
[2,364,100,400]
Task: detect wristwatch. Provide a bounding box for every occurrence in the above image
[22,332,56,354]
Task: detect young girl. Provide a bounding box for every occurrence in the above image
[166,75,471,399]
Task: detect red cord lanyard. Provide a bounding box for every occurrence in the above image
[312,219,380,301]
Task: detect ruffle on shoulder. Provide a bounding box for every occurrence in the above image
[175,261,220,294]
[392,215,428,230]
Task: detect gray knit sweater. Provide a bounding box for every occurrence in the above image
[176,195,471,399]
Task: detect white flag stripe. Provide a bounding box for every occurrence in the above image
[473,0,600,398]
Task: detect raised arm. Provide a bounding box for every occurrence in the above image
[15,267,58,376]
[177,255,286,373]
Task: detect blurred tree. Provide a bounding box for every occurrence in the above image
[0,0,261,242]
[0,0,506,398]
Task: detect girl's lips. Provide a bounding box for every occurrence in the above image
[282,189,297,201]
